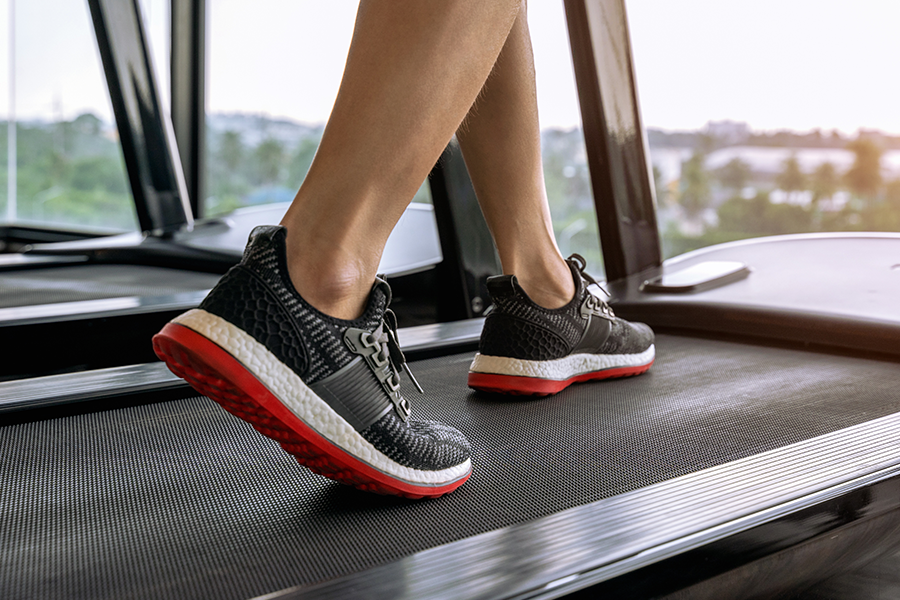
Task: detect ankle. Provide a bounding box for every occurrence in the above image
[510,256,575,310]
[290,266,372,320]
[282,241,374,321]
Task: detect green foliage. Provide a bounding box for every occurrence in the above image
[3,114,136,231]
[885,180,900,211]
[679,152,710,217]
[845,138,883,200]
[253,138,286,185]
[718,191,811,235]
[776,155,806,198]
[716,158,751,191]
[652,164,666,203]
[219,131,243,172]
[541,128,603,275]
[661,226,756,259]
[69,156,129,194]
[286,137,319,189]
[204,125,325,217]
[810,162,838,206]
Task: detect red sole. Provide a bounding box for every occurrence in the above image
[467,360,654,396]
[152,322,470,499]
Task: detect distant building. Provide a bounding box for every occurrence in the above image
[704,120,750,145]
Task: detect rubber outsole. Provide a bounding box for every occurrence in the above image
[467,360,654,396]
[152,322,470,499]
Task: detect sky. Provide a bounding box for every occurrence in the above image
[2,0,900,135]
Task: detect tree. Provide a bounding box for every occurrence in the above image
[652,164,666,204]
[219,131,244,173]
[254,138,285,185]
[845,138,882,201]
[679,152,710,218]
[810,162,838,208]
[776,155,806,202]
[717,158,751,192]
[71,113,102,136]
[287,137,319,188]
[886,179,900,211]
[717,191,811,235]
[718,193,766,233]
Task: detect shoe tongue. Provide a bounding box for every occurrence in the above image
[568,260,586,299]
[372,277,392,308]
[353,277,391,330]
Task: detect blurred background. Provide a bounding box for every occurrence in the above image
[2,0,899,276]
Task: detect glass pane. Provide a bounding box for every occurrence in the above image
[626,0,900,259]
[530,3,604,278]
[137,0,170,113]
[1,0,138,233]
[205,1,433,218]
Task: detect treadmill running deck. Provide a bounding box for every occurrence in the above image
[2,334,899,599]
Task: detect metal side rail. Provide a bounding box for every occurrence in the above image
[269,414,900,600]
[0,319,484,411]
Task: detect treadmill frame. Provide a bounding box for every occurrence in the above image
[6,1,900,598]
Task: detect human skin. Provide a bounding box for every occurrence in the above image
[281,0,574,319]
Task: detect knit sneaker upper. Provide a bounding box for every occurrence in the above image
[198,225,470,471]
[200,225,387,385]
[479,256,654,361]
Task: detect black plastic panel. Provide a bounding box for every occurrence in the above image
[0,265,219,309]
[3,335,899,599]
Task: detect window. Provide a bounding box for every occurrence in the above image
[626,0,900,259]
[204,1,604,283]
[1,0,138,233]
[204,1,431,219]
[530,2,604,277]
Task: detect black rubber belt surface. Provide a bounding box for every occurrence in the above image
[0,265,220,308]
[2,334,899,600]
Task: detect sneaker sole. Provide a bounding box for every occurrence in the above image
[467,345,655,396]
[152,312,471,499]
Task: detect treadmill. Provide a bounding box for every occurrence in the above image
[3,1,900,598]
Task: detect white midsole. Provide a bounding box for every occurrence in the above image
[172,309,471,486]
[469,345,655,381]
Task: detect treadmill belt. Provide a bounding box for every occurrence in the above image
[3,335,899,599]
[0,265,220,308]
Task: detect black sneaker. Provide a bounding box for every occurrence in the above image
[468,255,655,395]
[152,225,471,498]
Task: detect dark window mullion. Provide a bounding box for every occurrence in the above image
[170,0,205,219]
[88,0,193,235]
[564,0,661,282]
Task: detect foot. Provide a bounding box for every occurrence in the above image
[153,225,472,498]
[468,254,655,395]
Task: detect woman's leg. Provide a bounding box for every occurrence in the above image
[157,1,532,498]
[281,0,523,319]
[455,3,656,396]
[456,2,575,309]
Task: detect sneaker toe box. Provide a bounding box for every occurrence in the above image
[361,413,472,472]
[601,318,655,354]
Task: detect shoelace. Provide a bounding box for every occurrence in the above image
[356,309,423,423]
[568,253,615,317]
[381,309,424,394]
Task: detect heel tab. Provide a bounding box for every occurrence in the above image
[242,225,288,263]
[486,274,518,299]
[247,224,287,246]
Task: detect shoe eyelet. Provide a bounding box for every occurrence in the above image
[360,332,378,349]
